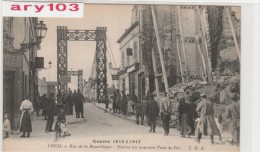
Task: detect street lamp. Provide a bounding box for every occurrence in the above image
[48,61,52,81]
[35,21,48,41]
[20,21,48,52]
[48,61,52,68]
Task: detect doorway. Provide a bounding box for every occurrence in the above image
[3,70,15,130]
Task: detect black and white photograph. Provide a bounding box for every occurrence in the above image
[2,2,243,152]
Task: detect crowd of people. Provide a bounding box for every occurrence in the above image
[3,87,240,146]
[4,88,86,139]
[105,89,240,146]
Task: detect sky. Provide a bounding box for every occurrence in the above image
[38,4,133,90]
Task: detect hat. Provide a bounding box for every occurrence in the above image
[230,93,238,100]
[200,93,206,97]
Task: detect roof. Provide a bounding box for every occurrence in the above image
[117,21,139,43]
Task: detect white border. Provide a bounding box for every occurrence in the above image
[241,3,260,152]
[1,1,260,152]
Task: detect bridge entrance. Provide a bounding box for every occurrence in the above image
[57,26,107,103]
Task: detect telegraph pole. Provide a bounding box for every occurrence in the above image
[151,5,169,93]
[226,7,241,63]
[151,48,160,96]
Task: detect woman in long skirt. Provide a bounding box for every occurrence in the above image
[19,96,34,138]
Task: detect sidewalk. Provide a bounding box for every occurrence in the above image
[94,102,137,123]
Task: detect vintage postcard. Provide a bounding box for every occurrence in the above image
[2,1,242,151]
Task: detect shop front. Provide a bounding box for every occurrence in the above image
[3,50,24,130]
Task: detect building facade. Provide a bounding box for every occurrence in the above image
[117,6,144,99]
[117,5,240,99]
[3,17,41,130]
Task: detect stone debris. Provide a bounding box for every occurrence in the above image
[154,74,240,129]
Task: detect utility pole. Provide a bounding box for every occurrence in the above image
[151,5,169,93]
[195,34,207,77]
[177,6,189,82]
[198,6,213,82]
[151,48,160,96]
[226,7,241,63]
[176,35,185,83]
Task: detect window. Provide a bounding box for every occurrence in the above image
[122,51,124,67]
[133,41,137,59]
[127,51,129,65]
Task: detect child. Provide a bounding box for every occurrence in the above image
[3,113,11,138]
[127,94,134,117]
[59,119,71,137]
[55,108,71,139]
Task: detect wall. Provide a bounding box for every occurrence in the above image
[119,25,139,68]
[3,17,39,130]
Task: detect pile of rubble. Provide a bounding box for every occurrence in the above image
[154,74,240,129]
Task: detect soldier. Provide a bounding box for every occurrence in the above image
[196,93,221,144]
[73,90,79,118]
[146,94,159,133]
[121,91,127,115]
[135,97,145,125]
[112,91,118,113]
[159,92,172,136]
[41,94,49,120]
[227,93,240,146]
[116,90,122,114]
[61,93,68,114]
[45,93,56,133]
[67,93,73,115]
[77,89,85,118]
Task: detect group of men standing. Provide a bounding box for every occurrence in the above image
[109,90,240,146]
[112,90,146,125]
[156,91,240,146]
[34,89,85,133]
[60,89,85,118]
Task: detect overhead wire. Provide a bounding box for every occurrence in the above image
[103,31,117,89]
[105,33,120,90]
[107,37,118,68]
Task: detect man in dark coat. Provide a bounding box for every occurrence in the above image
[34,95,41,116]
[104,95,112,113]
[178,98,190,137]
[61,94,68,114]
[76,89,85,118]
[41,94,49,120]
[186,96,198,136]
[45,93,56,133]
[146,95,159,133]
[112,91,118,113]
[73,90,79,118]
[227,93,240,146]
[121,91,127,115]
[132,94,138,114]
[67,93,73,115]
[116,90,122,114]
[135,98,145,125]
[196,93,221,144]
